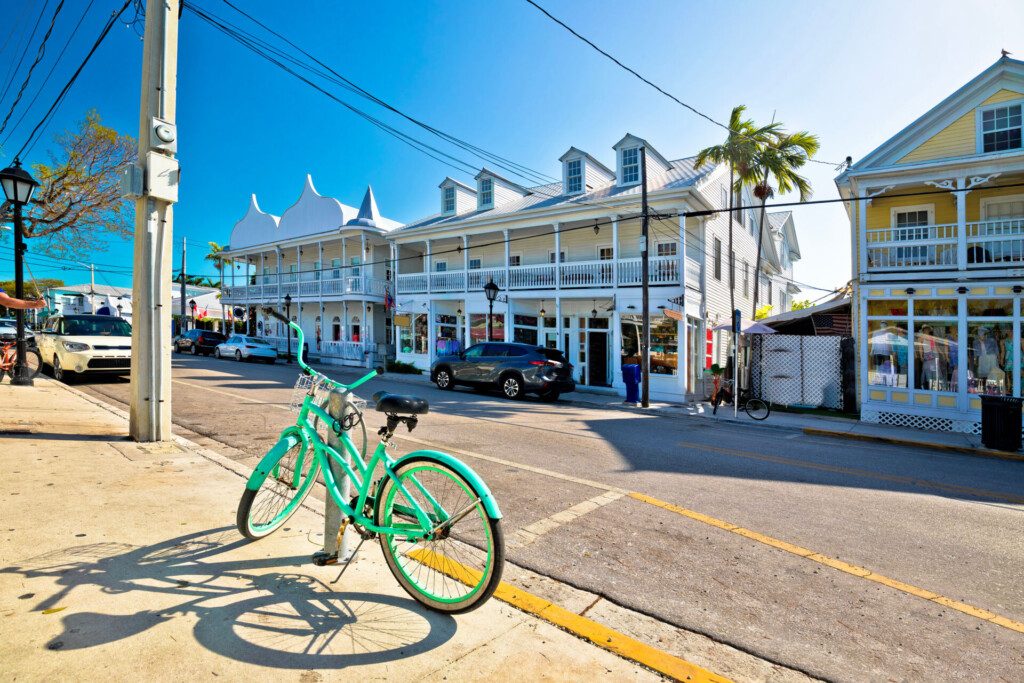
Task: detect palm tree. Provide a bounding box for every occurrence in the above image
[205,241,231,332]
[694,106,777,316]
[750,130,820,318]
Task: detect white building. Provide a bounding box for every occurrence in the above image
[391,134,801,402]
[220,175,401,366]
[43,282,228,329]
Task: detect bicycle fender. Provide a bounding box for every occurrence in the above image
[391,450,502,519]
[245,427,306,490]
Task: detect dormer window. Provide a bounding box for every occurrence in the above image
[621,147,640,184]
[566,159,583,194]
[443,186,455,214]
[980,103,1022,153]
[479,178,493,208]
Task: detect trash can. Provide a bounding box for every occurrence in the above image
[980,395,1023,452]
[622,364,640,404]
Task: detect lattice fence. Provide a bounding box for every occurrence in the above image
[750,334,847,410]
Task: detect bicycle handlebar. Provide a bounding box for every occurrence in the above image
[262,307,384,391]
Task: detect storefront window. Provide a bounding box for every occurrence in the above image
[914,321,957,391]
[968,321,1013,395]
[396,313,429,354]
[620,315,678,375]
[867,320,908,387]
[868,300,908,316]
[967,299,1012,317]
[470,313,504,342]
[914,299,957,317]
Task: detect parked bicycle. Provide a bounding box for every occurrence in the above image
[237,308,504,614]
[710,377,771,421]
[0,335,41,382]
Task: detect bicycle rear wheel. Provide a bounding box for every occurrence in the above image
[25,348,42,378]
[237,433,320,539]
[745,398,770,421]
[375,456,503,614]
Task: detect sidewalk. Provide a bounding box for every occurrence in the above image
[371,368,1022,461]
[0,379,695,681]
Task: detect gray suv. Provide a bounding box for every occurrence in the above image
[431,342,575,401]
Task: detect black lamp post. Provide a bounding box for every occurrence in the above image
[284,293,292,363]
[0,161,40,387]
[483,279,499,342]
[189,298,197,330]
[116,303,123,318]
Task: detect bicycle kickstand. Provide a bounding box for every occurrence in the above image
[331,536,367,584]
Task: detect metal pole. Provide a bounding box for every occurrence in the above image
[640,147,650,408]
[179,236,186,332]
[129,0,179,442]
[89,264,96,314]
[286,299,292,363]
[11,202,31,386]
[488,299,493,342]
[314,389,356,566]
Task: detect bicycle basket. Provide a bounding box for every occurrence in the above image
[289,372,367,416]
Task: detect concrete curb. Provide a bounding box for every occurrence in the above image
[802,427,1024,463]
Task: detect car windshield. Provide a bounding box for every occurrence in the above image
[63,317,132,337]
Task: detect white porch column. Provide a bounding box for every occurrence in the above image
[956,176,967,271]
[462,235,469,291]
[343,301,349,341]
[296,245,302,296]
[391,242,399,293]
[462,301,470,350]
[428,300,436,364]
[554,222,561,291]
[857,188,868,276]
[611,216,619,286]
[555,296,563,353]
[504,296,512,342]
[611,306,623,390]
[503,229,510,289]
[678,207,689,399]
[365,302,373,368]
[425,239,432,294]
[276,248,283,312]
[360,233,367,288]
[341,236,348,294]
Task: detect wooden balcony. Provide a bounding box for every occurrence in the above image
[865,218,1024,271]
[221,275,389,302]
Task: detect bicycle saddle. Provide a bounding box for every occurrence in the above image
[372,391,429,415]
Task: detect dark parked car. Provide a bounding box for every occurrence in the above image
[174,329,226,356]
[431,342,575,401]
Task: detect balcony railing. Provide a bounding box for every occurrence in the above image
[865,218,1024,271]
[220,276,389,302]
[394,255,694,294]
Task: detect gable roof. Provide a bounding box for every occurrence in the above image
[473,167,531,194]
[399,156,715,233]
[612,133,672,170]
[768,211,800,260]
[557,147,615,177]
[838,56,1024,178]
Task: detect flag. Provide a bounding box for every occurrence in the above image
[812,313,851,336]
[384,287,395,311]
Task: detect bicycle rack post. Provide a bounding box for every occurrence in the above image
[315,389,356,565]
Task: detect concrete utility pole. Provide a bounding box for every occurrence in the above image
[640,147,650,409]
[179,236,186,332]
[88,263,95,313]
[129,0,179,442]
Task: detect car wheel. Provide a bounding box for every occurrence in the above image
[501,373,524,400]
[235,350,242,361]
[265,357,275,364]
[214,348,221,359]
[539,390,560,402]
[434,368,454,390]
[191,344,199,355]
[53,354,74,384]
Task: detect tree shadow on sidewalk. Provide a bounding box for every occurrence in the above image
[1,527,457,669]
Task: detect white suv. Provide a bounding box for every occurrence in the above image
[37,314,132,382]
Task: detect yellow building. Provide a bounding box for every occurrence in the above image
[836,56,1024,434]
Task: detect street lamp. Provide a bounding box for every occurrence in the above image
[116,303,124,317]
[0,160,40,387]
[284,293,292,363]
[189,298,197,330]
[483,279,499,342]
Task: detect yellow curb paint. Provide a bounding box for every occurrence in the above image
[626,492,1024,635]
[408,548,732,683]
[802,427,1024,464]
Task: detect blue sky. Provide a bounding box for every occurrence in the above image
[1,0,1022,297]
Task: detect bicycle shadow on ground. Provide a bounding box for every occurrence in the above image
[1,527,457,669]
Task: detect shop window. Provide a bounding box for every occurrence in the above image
[966,299,1012,317]
[867,320,908,387]
[620,314,678,375]
[543,316,557,328]
[514,327,538,344]
[867,300,908,317]
[914,299,956,317]
[397,313,429,354]
[914,321,957,391]
[470,313,504,342]
[967,321,1013,396]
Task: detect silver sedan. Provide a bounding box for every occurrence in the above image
[214,335,278,363]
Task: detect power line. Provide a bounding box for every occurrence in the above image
[0,0,66,137]
[522,0,841,168]
[0,0,51,111]
[0,0,95,149]
[14,1,131,160]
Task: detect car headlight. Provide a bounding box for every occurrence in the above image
[63,341,90,352]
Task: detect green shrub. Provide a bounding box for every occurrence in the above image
[386,359,423,375]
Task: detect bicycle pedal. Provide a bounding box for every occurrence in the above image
[311,550,338,567]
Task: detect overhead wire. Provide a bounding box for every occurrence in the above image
[522,0,843,169]
[0,0,66,137]
[0,0,51,111]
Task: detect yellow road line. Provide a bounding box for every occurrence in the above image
[629,492,1024,635]
[408,548,731,683]
[678,440,1024,506]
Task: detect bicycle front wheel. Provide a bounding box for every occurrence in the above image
[25,348,42,378]
[375,456,503,614]
[237,433,320,540]
[745,398,771,421]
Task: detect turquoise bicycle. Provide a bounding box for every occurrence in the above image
[236,309,504,613]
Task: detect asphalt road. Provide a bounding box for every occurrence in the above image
[76,354,1024,682]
